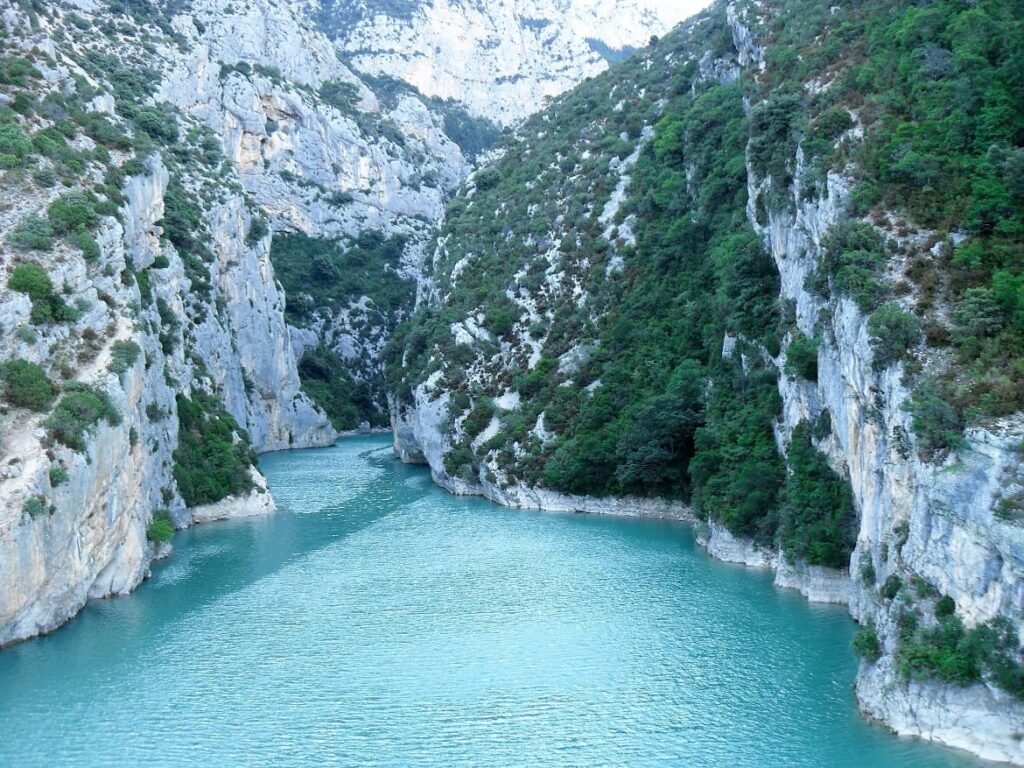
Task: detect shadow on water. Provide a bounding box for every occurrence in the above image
[0,436,987,768]
[0,437,418,681]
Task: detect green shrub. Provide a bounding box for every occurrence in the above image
[0,56,41,86]
[143,402,166,422]
[7,263,77,324]
[47,191,100,234]
[31,167,57,188]
[318,80,360,113]
[173,393,256,506]
[49,464,69,487]
[157,178,214,296]
[109,340,142,375]
[8,262,53,306]
[777,422,856,568]
[486,299,519,338]
[246,216,268,246]
[0,359,56,411]
[79,112,131,150]
[0,123,32,167]
[934,595,956,619]
[473,167,501,190]
[860,559,876,585]
[868,303,921,370]
[813,107,854,142]
[908,379,966,458]
[443,441,476,479]
[67,230,100,261]
[810,221,888,311]
[23,496,47,517]
[976,618,1024,700]
[131,107,179,143]
[896,615,982,687]
[463,398,495,439]
[44,382,121,452]
[853,625,882,662]
[812,409,832,440]
[880,574,903,600]
[951,287,1005,351]
[14,325,37,344]
[8,214,54,251]
[784,334,819,381]
[146,511,174,543]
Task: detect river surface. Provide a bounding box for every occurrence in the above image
[0,436,984,767]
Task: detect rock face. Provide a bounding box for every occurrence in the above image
[0,141,328,646]
[158,0,477,425]
[160,7,468,239]
[318,0,687,124]
[698,522,850,604]
[722,7,1024,760]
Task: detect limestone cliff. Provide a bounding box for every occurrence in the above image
[0,0,420,644]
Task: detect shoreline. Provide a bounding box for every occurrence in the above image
[404,450,1022,767]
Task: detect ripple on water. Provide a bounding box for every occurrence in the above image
[0,436,985,768]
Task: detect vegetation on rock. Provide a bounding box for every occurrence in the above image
[44,383,121,452]
[173,393,256,507]
[0,359,56,411]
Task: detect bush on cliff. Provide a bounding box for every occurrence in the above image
[44,383,121,452]
[7,262,78,324]
[173,393,255,507]
[0,359,56,411]
[146,512,174,543]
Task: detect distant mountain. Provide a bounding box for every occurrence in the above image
[311,0,682,123]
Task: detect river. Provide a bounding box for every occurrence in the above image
[0,436,982,767]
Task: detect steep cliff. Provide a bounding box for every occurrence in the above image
[0,0,341,642]
[388,0,1024,762]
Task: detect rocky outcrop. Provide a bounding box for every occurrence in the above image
[159,0,475,415]
[392,384,690,520]
[185,193,336,452]
[0,141,327,645]
[857,657,1024,765]
[161,40,467,239]
[190,469,277,524]
[321,0,686,124]
[697,523,851,604]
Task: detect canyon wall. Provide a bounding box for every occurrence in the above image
[390,2,1024,762]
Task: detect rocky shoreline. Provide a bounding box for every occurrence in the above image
[392,399,1024,765]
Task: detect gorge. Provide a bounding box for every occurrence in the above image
[0,0,1022,765]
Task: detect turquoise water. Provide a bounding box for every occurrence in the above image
[0,436,982,767]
